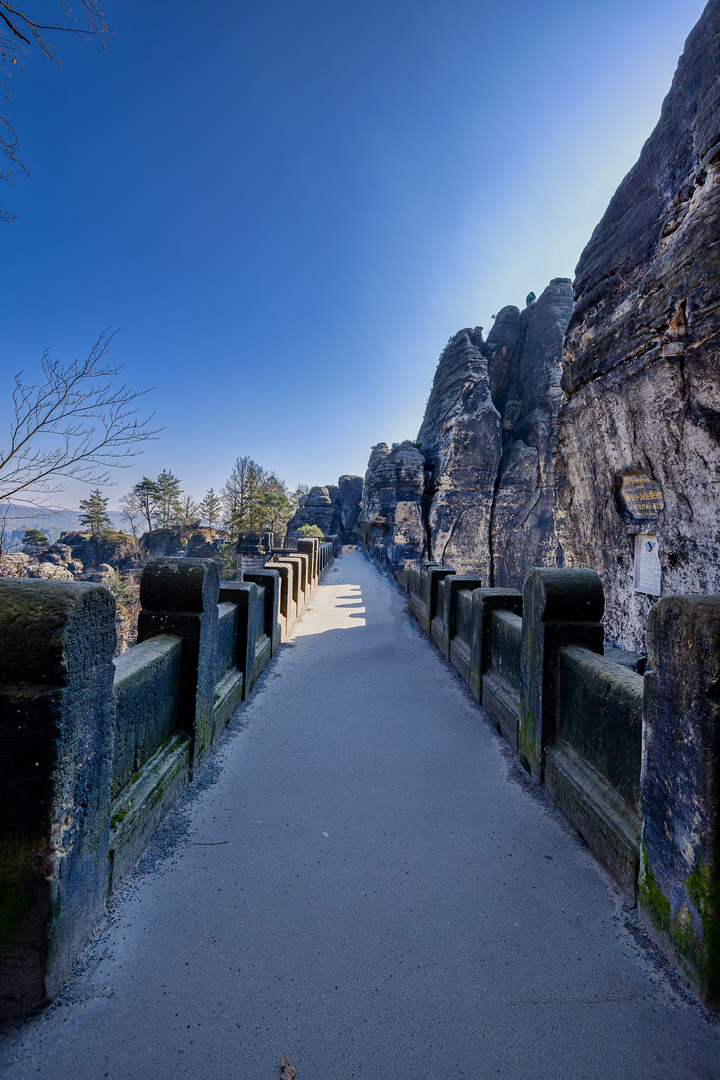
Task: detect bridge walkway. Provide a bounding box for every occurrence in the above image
[1,550,718,1079]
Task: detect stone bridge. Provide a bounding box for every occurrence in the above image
[0,547,719,1077]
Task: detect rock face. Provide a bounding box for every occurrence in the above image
[62,531,136,569]
[489,279,572,585]
[285,487,341,542]
[357,442,426,563]
[338,475,363,538]
[409,279,572,582]
[554,1,720,650]
[417,327,501,579]
[283,476,363,543]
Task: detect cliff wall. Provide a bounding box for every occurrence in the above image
[285,478,363,543]
[554,0,720,650]
[362,278,572,583]
[357,441,426,562]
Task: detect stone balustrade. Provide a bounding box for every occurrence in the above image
[381,546,719,1007]
[0,541,334,1019]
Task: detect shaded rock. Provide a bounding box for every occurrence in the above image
[185,528,223,558]
[45,543,73,563]
[61,531,137,569]
[490,278,572,586]
[358,442,425,563]
[485,306,522,403]
[338,475,363,539]
[285,486,341,542]
[140,529,184,558]
[417,328,501,578]
[362,280,572,582]
[554,2,720,650]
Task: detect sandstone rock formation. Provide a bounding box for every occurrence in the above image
[554,0,720,650]
[283,476,363,543]
[62,530,137,569]
[0,552,30,576]
[27,561,74,581]
[489,278,572,585]
[338,475,363,538]
[417,327,501,579]
[285,486,341,542]
[409,278,572,582]
[357,442,426,563]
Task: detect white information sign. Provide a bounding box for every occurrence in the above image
[634,533,662,596]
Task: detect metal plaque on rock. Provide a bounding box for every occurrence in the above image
[615,471,664,527]
[634,534,662,596]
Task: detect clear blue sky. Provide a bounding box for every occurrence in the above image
[1,0,708,507]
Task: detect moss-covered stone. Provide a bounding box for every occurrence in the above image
[641,595,720,1006]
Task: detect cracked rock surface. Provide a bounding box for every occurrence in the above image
[554,0,720,649]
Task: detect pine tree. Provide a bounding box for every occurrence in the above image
[199,488,222,529]
[221,457,266,539]
[131,477,160,534]
[22,528,49,552]
[154,470,183,529]
[78,488,112,536]
[260,475,293,534]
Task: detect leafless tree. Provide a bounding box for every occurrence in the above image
[0,330,159,508]
[0,498,13,556]
[0,1,111,219]
[119,489,144,539]
[179,493,201,527]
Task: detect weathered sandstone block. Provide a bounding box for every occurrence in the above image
[418,328,501,577]
[358,442,426,563]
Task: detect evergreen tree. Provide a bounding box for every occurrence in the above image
[154,470,183,529]
[78,488,112,536]
[131,477,160,534]
[260,475,293,534]
[221,456,266,538]
[199,488,222,529]
[22,527,49,552]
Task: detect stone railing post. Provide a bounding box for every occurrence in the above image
[640,596,720,1006]
[518,568,604,781]
[137,558,219,763]
[440,575,483,659]
[243,568,281,654]
[218,581,263,697]
[297,538,319,584]
[423,565,455,637]
[469,588,523,702]
[0,579,116,1019]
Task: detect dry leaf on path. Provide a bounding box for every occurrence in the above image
[280,1056,296,1079]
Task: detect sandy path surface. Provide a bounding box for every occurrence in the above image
[1,550,718,1079]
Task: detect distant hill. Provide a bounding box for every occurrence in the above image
[1,504,128,549]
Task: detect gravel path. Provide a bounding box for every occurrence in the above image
[1,550,718,1079]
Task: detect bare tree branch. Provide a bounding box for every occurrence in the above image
[0,0,111,213]
[0,329,161,505]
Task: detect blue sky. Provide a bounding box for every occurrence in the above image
[1,0,708,507]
